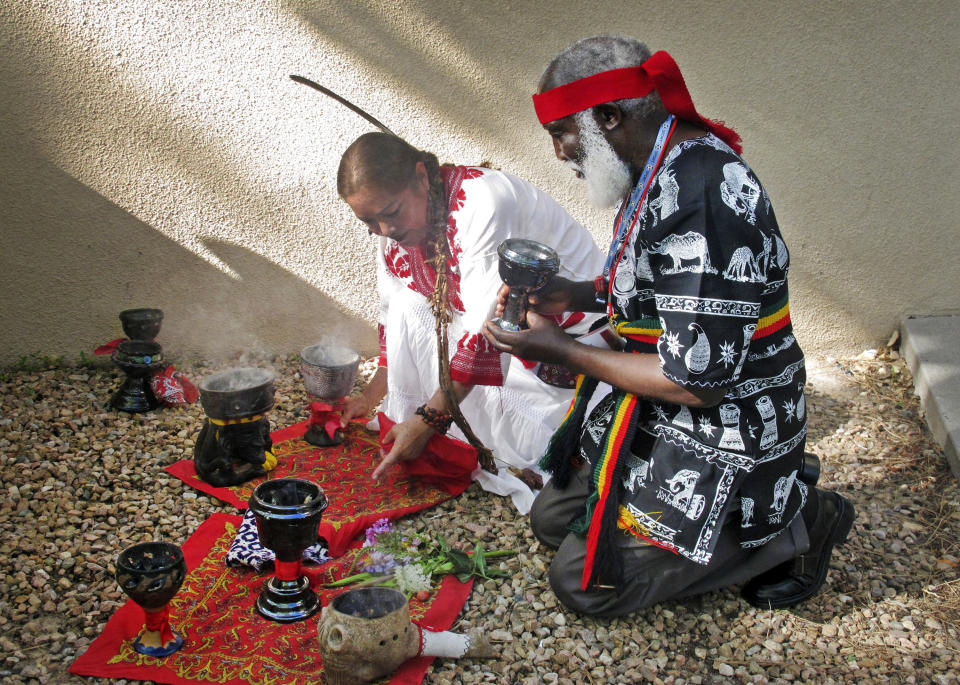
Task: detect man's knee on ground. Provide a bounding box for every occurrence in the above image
[546,536,665,617]
[530,491,567,549]
[546,556,635,617]
[547,558,594,615]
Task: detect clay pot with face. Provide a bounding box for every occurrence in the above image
[318,587,419,685]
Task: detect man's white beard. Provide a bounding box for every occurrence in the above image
[574,111,632,209]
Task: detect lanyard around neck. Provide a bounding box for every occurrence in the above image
[603,115,677,316]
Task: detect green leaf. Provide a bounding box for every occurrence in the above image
[472,542,488,577]
[446,548,473,575]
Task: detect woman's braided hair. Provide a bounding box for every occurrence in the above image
[338,133,496,473]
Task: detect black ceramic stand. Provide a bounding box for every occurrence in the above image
[194,368,276,487]
[111,341,163,413]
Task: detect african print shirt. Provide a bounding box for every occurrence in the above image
[581,134,808,564]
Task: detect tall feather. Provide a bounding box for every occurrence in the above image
[289,75,397,136]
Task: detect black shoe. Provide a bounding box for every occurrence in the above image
[741,490,855,609]
[798,452,820,487]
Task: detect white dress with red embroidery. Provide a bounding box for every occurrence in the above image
[375,166,604,513]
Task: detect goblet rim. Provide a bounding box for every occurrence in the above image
[249,477,329,516]
[497,238,561,270]
[117,541,185,575]
[299,342,361,370]
[119,307,164,321]
[199,367,275,394]
[113,340,163,356]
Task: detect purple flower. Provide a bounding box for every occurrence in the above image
[361,548,399,574]
[364,518,393,547]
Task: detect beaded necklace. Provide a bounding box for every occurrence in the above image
[602,115,677,317]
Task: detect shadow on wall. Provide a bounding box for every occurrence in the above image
[0,146,373,365]
[289,1,960,357]
[288,1,545,157]
[0,5,378,366]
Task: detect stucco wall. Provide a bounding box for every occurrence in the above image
[2,0,958,365]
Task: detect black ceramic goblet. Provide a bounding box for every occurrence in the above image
[249,478,328,623]
[119,308,163,341]
[116,541,187,657]
[111,341,164,413]
[492,239,560,332]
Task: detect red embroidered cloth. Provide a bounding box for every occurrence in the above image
[165,418,474,556]
[70,513,473,685]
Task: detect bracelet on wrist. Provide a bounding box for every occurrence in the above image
[593,275,609,308]
[415,404,453,434]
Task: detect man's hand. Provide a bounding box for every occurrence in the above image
[372,415,435,480]
[494,275,579,320]
[482,311,575,365]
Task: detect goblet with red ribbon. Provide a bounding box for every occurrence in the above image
[250,478,329,622]
[299,343,361,447]
[116,541,187,657]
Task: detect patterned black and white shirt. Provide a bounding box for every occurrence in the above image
[581,133,808,564]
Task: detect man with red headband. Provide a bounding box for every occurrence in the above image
[483,35,855,615]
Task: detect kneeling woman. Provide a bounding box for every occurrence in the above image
[337,132,603,513]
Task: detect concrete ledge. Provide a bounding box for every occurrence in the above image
[901,315,960,477]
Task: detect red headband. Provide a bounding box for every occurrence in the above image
[533,50,742,154]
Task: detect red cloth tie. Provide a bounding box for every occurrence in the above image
[151,365,199,406]
[308,401,344,440]
[94,338,127,355]
[143,606,176,647]
[273,560,302,581]
[532,50,742,153]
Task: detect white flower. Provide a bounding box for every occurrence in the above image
[394,563,432,594]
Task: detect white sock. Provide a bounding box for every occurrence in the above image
[419,629,470,658]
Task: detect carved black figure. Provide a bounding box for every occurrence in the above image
[194,368,278,487]
[193,416,275,487]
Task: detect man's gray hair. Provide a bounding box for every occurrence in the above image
[540,35,667,121]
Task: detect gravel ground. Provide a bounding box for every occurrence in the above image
[1,348,958,684]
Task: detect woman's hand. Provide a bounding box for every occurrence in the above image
[340,366,388,427]
[482,311,575,365]
[340,392,379,426]
[372,415,435,480]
